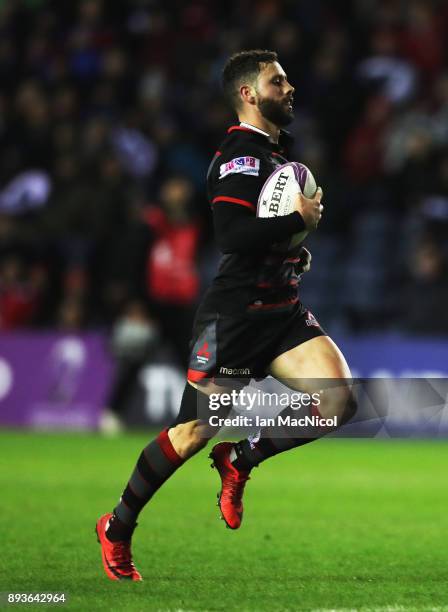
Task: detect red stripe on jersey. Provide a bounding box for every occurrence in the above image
[247,297,299,311]
[227,126,256,133]
[212,196,255,211]
[187,368,210,383]
[157,429,183,466]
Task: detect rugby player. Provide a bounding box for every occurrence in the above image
[96,50,356,581]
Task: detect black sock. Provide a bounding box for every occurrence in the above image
[232,404,321,471]
[106,514,136,542]
[232,435,316,471]
[232,387,357,471]
[106,428,184,541]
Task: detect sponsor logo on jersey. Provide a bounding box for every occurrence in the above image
[219,366,252,376]
[197,341,210,364]
[219,156,260,179]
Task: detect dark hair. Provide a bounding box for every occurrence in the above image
[222,49,278,110]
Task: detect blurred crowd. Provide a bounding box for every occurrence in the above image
[1,0,448,365]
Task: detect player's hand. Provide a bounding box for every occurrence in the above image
[294,187,323,230]
[295,246,312,274]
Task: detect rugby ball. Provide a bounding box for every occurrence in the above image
[257,162,318,250]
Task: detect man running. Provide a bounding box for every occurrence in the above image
[96,49,355,582]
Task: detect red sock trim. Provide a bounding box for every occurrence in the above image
[157,428,184,466]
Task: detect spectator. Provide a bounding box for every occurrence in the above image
[402,240,448,335]
[102,299,161,433]
[0,254,46,329]
[142,175,202,366]
[0,0,445,337]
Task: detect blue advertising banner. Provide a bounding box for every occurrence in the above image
[337,335,448,378]
[0,333,113,429]
[0,332,447,432]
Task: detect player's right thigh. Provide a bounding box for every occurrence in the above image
[268,335,355,423]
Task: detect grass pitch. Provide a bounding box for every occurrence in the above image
[1,432,448,611]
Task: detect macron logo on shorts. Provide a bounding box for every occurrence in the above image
[219,367,252,376]
[219,156,260,179]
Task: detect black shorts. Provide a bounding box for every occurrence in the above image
[187,303,326,384]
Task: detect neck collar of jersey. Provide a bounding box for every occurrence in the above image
[239,122,270,138]
[227,123,294,150]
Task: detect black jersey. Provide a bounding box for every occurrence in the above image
[201,123,306,317]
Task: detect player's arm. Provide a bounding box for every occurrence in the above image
[209,151,322,253]
[213,190,323,254]
[213,202,304,253]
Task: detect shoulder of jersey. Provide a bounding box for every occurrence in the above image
[211,130,263,182]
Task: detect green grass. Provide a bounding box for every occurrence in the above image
[1,432,448,611]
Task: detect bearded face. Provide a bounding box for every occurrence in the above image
[256,93,294,127]
[235,61,295,128]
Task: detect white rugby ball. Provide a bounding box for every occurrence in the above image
[257,162,318,250]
